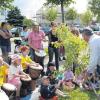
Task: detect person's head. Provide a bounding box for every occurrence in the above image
[82,28,93,42]
[47,62,55,71]
[41,76,50,85]
[71,27,80,37]
[51,22,57,30]
[1,22,9,30]
[51,22,57,27]
[20,46,29,56]
[32,22,39,32]
[11,54,21,66]
[23,26,28,32]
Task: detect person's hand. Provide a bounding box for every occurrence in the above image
[55,84,59,89]
[20,75,26,79]
[35,49,39,53]
[25,74,30,78]
[30,63,36,66]
[35,63,39,67]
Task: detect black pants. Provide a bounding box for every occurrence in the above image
[29,48,35,61]
[30,48,45,76]
[48,46,59,70]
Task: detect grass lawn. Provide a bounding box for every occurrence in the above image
[59,88,99,100]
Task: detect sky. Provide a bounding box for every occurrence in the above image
[14,0,88,19]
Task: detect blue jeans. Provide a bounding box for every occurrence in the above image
[48,46,59,70]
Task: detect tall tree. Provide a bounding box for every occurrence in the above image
[44,7,57,21]
[46,0,74,23]
[80,10,93,26]
[23,17,33,27]
[89,0,100,22]
[0,0,14,9]
[65,8,77,23]
[7,7,24,26]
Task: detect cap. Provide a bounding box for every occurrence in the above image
[10,54,21,62]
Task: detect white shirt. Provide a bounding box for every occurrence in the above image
[8,64,23,80]
[87,35,100,73]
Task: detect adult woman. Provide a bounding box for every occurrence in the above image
[0,22,12,63]
[48,22,59,70]
[28,22,45,67]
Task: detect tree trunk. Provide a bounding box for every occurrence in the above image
[61,1,64,23]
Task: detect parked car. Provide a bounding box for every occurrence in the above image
[40,24,50,35]
[10,27,23,37]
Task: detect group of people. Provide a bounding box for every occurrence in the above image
[0,21,100,100]
[0,22,67,100]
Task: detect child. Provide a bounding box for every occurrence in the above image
[8,54,28,99]
[62,69,75,90]
[56,67,65,81]
[40,76,68,100]
[0,57,9,86]
[46,62,58,85]
[20,46,36,73]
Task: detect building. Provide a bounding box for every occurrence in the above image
[35,6,67,24]
[35,6,81,26]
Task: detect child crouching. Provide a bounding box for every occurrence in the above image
[20,46,36,73]
[40,76,68,100]
[62,69,75,91]
[46,62,58,85]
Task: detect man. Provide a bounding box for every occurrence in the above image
[0,22,12,63]
[82,28,100,75]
